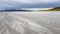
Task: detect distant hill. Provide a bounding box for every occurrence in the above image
[0,9,30,11]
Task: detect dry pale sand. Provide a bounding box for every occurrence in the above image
[0,11,60,34]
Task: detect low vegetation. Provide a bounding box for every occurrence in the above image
[48,7,60,11]
[40,7,60,11]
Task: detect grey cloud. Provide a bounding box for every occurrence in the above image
[0,0,60,10]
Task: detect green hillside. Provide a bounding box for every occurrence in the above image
[48,7,60,11]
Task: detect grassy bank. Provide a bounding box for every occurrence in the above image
[39,7,60,11]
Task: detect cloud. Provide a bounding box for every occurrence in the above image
[0,0,60,10]
[0,0,60,4]
[13,0,60,4]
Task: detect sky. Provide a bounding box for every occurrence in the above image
[0,0,60,10]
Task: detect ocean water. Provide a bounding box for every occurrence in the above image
[0,11,60,34]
